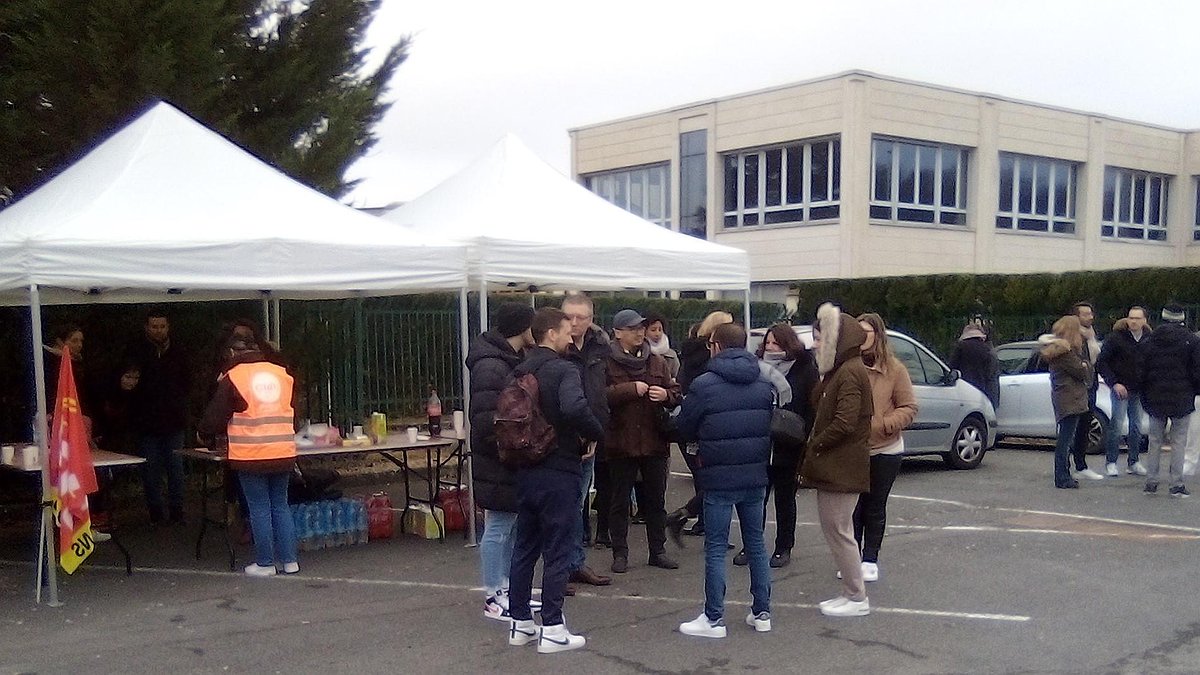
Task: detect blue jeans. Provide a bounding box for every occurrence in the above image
[1105,390,1144,466]
[237,470,298,567]
[480,509,517,595]
[702,487,771,621]
[1054,414,1084,486]
[570,456,594,572]
[509,466,577,626]
[139,431,185,520]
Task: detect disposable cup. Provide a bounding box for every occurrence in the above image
[406,427,419,444]
[352,425,364,438]
[1,445,14,464]
[20,445,38,469]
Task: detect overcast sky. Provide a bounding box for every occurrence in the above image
[344,0,1200,207]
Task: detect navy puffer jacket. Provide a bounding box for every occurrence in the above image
[1139,322,1200,418]
[674,348,773,492]
[466,331,523,512]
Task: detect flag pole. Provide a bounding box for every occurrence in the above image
[29,283,61,606]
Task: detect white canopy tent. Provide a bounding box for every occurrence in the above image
[383,134,752,301]
[0,102,472,604]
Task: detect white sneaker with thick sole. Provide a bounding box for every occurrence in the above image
[280,562,299,574]
[1073,468,1105,481]
[243,563,276,577]
[818,596,848,609]
[1105,462,1120,477]
[679,612,727,638]
[745,611,772,632]
[1129,461,1148,476]
[864,559,883,581]
[509,619,538,646]
[821,597,870,617]
[537,624,585,653]
[484,596,510,622]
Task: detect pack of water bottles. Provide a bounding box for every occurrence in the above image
[291,497,370,551]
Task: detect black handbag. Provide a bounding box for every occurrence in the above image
[770,408,807,445]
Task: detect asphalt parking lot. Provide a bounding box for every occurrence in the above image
[2,443,1199,674]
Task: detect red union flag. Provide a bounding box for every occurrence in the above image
[48,347,99,573]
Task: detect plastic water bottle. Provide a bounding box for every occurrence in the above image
[321,501,336,549]
[339,499,355,547]
[291,505,306,551]
[333,500,348,547]
[356,499,369,544]
[300,503,315,551]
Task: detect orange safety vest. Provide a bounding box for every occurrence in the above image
[226,362,296,462]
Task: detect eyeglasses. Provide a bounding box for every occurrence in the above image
[707,340,718,347]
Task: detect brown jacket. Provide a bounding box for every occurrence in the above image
[865,356,918,452]
[1040,335,1092,420]
[605,341,681,459]
[800,306,873,493]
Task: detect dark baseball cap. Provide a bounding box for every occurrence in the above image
[612,309,647,330]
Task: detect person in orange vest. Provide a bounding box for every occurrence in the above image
[199,337,299,577]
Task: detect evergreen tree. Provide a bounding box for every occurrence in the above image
[0,0,407,205]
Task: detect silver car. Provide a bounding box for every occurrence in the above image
[749,325,997,469]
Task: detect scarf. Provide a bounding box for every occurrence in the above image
[648,333,672,357]
[762,350,795,376]
[610,339,650,375]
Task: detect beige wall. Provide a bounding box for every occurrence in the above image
[570,71,1200,286]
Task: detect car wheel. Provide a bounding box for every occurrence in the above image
[1086,411,1109,455]
[944,415,987,470]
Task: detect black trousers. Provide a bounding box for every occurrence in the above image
[853,453,903,563]
[675,446,704,526]
[608,455,669,559]
[592,459,612,542]
[1071,386,1098,470]
[765,464,798,552]
[509,466,577,626]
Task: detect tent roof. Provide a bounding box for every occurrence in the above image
[0,102,467,303]
[384,135,750,291]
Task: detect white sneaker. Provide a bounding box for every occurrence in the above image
[1105,462,1120,477]
[243,563,276,577]
[280,561,299,574]
[745,611,772,632]
[679,612,727,638]
[861,561,879,582]
[484,596,511,622]
[818,596,848,609]
[91,531,112,543]
[1129,461,1148,476]
[1073,468,1105,481]
[821,597,870,617]
[537,623,585,653]
[508,619,538,646]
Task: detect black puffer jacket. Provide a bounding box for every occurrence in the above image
[517,346,605,476]
[676,337,711,395]
[1096,318,1150,392]
[465,331,524,513]
[564,325,610,428]
[1139,322,1200,418]
[949,338,1000,408]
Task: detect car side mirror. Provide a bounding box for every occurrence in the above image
[942,369,961,385]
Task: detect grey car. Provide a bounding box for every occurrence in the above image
[749,325,997,469]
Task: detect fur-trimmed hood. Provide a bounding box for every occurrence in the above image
[815,303,867,376]
[1038,333,1074,359]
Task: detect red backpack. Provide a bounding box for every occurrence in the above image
[494,369,557,468]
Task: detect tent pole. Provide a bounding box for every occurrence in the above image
[261,296,271,343]
[29,284,61,606]
[459,286,477,547]
[743,286,752,328]
[272,298,282,349]
[479,278,489,333]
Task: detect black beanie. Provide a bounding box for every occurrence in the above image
[495,302,535,338]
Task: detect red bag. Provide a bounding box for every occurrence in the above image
[366,492,394,540]
[437,485,469,532]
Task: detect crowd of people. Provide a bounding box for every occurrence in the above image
[1042,301,1200,495]
[466,295,915,653]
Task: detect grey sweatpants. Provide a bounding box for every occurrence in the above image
[1146,415,1191,489]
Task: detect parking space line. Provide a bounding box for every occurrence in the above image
[1,560,1030,623]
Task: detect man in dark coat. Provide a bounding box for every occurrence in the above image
[673,323,774,638]
[126,309,191,524]
[949,323,1000,409]
[466,302,535,621]
[560,293,612,588]
[1096,306,1151,477]
[604,309,681,574]
[507,308,605,654]
[1139,304,1200,497]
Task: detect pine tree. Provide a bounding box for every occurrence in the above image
[0,0,407,205]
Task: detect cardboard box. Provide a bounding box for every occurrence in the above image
[403,504,444,539]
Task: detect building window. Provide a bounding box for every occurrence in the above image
[995,153,1077,235]
[870,138,968,226]
[1102,166,1169,241]
[722,137,840,228]
[1194,178,1200,242]
[679,130,707,239]
[585,164,670,228]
